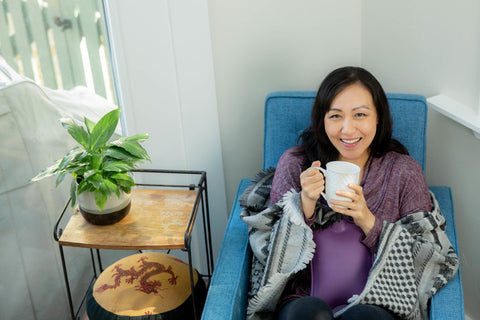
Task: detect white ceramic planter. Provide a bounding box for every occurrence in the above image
[77,190,131,225]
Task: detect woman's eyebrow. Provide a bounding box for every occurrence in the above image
[352,105,371,111]
[327,107,343,112]
[328,105,371,112]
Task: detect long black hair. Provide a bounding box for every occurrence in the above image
[298,66,408,169]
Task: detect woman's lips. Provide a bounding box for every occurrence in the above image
[340,137,362,147]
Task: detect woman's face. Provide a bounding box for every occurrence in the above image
[324,83,378,167]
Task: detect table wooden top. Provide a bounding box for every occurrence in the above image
[58,188,198,250]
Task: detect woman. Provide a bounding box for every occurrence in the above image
[270,66,432,320]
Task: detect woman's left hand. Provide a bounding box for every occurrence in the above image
[330,183,375,236]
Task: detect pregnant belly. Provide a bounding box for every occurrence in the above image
[310,218,373,311]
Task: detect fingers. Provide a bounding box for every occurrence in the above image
[336,183,362,201]
[311,160,321,168]
[330,184,375,235]
[325,183,375,235]
[300,161,324,201]
[301,161,323,180]
[302,161,322,177]
[329,184,364,215]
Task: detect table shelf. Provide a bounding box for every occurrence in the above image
[59,188,198,250]
[54,169,213,320]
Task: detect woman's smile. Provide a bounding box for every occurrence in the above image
[340,137,362,147]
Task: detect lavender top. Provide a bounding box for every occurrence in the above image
[271,145,432,251]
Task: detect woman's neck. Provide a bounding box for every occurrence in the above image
[340,153,370,168]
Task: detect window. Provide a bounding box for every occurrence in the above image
[0,0,116,103]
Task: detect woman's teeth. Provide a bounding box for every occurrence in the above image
[341,138,361,144]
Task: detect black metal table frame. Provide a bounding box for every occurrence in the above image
[54,169,214,320]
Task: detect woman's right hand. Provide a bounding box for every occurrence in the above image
[300,160,324,218]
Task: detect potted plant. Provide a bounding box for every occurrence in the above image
[31,108,150,225]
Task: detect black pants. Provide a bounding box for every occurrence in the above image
[277,296,398,320]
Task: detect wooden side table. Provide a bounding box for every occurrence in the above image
[54,169,213,320]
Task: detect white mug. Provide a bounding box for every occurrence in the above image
[315,161,360,208]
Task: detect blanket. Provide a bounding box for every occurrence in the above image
[240,168,459,320]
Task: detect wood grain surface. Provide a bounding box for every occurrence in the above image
[59,188,198,250]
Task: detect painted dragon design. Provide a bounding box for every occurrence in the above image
[95,255,178,295]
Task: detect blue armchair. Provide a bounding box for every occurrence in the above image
[202,92,464,320]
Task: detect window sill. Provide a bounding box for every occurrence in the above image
[427,94,480,139]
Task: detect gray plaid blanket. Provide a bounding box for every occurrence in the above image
[240,168,459,320]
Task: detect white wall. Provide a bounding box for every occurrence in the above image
[362,1,480,319]
[104,0,227,270]
[207,0,362,206]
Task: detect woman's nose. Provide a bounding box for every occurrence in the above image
[342,118,355,134]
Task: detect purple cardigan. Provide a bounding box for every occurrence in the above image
[271,146,432,311]
[270,146,432,251]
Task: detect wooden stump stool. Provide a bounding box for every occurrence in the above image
[86,252,206,319]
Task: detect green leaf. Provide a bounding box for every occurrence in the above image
[72,149,89,163]
[60,118,89,149]
[77,179,90,195]
[83,170,98,180]
[70,178,77,209]
[99,179,111,195]
[90,108,121,150]
[94,189,108,212]
[118,180,135,189]
[30,159,62,182]
[117,133,150,143]
[110,140,150,161]
[86,173,103,189]
[90,153,102,170]
[56,172,67,187]
[103,161,134,173]
[103,146,134,161]
[120,186,131,194]
[104,179,121,197]
[110,173,135,188]
[57,147,84,171]
[84,117,95,134]
[65,163,88,178]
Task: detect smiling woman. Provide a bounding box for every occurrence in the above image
[209,67,460,320]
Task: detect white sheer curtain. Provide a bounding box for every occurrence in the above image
[0,57,120,319]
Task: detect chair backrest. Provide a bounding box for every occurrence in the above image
[263,91,427,171]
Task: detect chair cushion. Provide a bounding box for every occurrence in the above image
[86,252,206,319]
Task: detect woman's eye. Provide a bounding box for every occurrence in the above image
[328,114,341,119]
[355,113,367,118]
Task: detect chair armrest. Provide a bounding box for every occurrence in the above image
[202,179,252,320]
[428,186,464,320]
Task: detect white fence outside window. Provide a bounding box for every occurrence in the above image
[0,0,115,102]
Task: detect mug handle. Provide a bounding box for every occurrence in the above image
[314,166,327,200]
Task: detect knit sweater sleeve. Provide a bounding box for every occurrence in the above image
[270,147,305,205]
[361,153,432,251]
[362,216,384,250]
